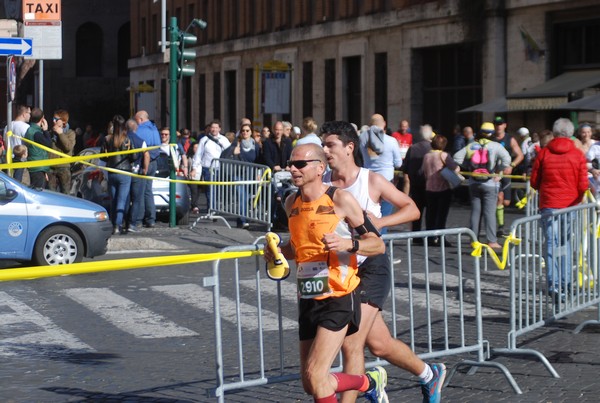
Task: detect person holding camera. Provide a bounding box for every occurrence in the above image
[24,108,52,189]
[48,109,76,194]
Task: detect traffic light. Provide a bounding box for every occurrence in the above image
[177,32,197,78]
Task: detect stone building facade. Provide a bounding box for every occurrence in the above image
[129,0,600,137]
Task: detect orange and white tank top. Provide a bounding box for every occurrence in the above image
[288,187,359,300]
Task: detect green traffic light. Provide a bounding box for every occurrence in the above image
[178,33,197,78]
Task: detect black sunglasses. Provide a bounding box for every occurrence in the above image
[286,159,321,169]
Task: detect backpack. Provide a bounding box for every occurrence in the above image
[467,142,490,181]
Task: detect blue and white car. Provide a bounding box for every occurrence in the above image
[0,171,112,266]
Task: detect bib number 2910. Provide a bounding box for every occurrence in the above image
[297,261,330,298]
[299,276,328,296]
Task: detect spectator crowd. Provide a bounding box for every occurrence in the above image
[2,105,600,241]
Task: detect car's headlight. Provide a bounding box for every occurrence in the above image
[95,211,109,221]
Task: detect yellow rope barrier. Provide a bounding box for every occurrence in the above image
[0,250,264,282]
[470,233,522,270]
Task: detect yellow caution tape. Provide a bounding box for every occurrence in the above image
[2,134,271,187]
[459,171,530,181]
[0,250,264,282]
[470,232,521,270]
[1,132,161,169]
[253,168,273,208]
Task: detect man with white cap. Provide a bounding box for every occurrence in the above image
[516,127,534,174]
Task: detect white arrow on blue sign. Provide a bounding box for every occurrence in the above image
[0,37,33,56]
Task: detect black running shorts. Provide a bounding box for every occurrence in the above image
[499,177,512,200]
[298,291,360,341]
[356,253,391,310]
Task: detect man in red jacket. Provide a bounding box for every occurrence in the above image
[530,118,588,302]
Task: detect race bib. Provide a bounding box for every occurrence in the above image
[297,261,330,299]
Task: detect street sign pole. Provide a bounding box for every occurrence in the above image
[168,17,179,227]
[6,56,14,176]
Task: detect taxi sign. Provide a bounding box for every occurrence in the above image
[23,0,61,22]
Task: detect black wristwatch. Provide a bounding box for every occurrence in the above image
[349,239,360,253]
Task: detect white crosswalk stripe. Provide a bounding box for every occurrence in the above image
[0,291,93,356]
[153,283,298,332]
[63,288,198,338]
[1,269,509,357]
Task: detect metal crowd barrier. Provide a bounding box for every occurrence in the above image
[191,159,272,229]
[493,203,600,377]
[203,228,521,401]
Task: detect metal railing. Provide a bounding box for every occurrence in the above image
[203,228,521,401]
[191,159,272,229]
[492,203,600,377]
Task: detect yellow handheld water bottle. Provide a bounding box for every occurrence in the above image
[265,232,290,281]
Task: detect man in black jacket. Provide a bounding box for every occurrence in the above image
[261,121,292,172]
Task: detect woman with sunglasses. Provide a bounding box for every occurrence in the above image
[221,123,259,228]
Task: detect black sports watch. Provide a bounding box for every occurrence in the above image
[349,239,360,253]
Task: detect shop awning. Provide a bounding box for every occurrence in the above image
[507,70,600,111]
[458,97,507,113]
[555,93,600,111]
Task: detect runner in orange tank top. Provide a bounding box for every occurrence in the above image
[264,143,387,402]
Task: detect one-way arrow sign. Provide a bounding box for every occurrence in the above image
[0,37,33,56]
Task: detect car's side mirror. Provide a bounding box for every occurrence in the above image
[0,189,18,202]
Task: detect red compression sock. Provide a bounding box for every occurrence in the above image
[314,393,337,402]
[331,372,370,392]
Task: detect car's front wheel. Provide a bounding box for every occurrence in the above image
[33,226,84,266]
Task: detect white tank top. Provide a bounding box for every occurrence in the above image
[323,168,381,266]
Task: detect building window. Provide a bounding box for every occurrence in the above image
[117,23,130,77]
[374,52,387,119]
[213,72,221,121]
[343,56,361,122]
[325,58,336,121]
[187,3,195,24]
[76,22,103,77]
[161,79,167,128]
[198,73,206,129]
[183,77,193,130]
[224,70,237,131]
[245,68,254,123]
[316,0,336,23]
[151,14,158,53]
[140,17,146,54]
[303,61,313,118]
[419,43,481,138]
[198,0,208,44]
[553,17,600,74]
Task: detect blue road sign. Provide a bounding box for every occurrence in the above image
[0,38,33,56]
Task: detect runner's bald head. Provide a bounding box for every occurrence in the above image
[293,143,326,164]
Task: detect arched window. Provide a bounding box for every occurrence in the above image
[118,23,131,77]
[76,22,103,77]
